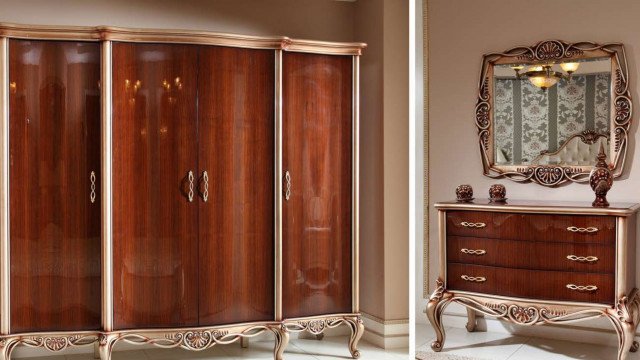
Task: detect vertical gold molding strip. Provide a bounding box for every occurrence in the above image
[0,37,9,335]
[352,55,360,313]
[101,40,113,332]
[615,216,626,300]
[274,49,283,321]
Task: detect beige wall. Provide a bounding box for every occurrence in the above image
[0,0,409,322]
[421,0,640,322]
[355,0,410,322]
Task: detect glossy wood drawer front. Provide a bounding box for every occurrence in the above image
[447,211,616,244]
[448,264,614,304]
[447,236,615,273]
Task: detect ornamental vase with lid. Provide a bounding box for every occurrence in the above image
[589,143,613,208]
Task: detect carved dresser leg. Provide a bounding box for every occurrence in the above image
[426,279,449,352]
[0,338,17,360]
[347,316,364,359]
[466,308,477,332]
[273,325,289,360]
[98,334,118,360]
[240,337,249,349]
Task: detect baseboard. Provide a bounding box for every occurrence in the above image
[361,312,409,349]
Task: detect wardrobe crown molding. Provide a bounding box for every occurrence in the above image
[0,22,367,55]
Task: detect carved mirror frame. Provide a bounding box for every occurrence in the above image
[476,40,632,186]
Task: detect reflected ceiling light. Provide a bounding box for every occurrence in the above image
[511,63,575,91]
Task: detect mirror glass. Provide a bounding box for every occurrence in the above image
[492,57,611,166]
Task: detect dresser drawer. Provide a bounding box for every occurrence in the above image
[446,211,616,245]
[447,236,615,273]
[448,264,614,304]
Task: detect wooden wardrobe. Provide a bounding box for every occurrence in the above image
[0,24,365,360]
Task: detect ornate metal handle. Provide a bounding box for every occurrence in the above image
[187,171,195,202]
[284,171,291,201]
[460,222,486,228]
[567,226,599,233]
[566,255,599,263]
[460,275,486,283]
[90,171,96,204]
[201,171,209,202]
[566,284,598,292]
[460,248,486,256]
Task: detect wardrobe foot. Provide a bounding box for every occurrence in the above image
[98,334,118,360]
[347,316,364,359]
[273,326,289,360]
[93,342,100,359]
[0,338,17,360]
[466,308,477,332]
[240,337,249,348]
[315,333,324,341]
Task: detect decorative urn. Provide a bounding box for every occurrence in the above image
[589,144,613,208]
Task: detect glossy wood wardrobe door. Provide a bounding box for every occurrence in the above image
[197,46,275,325]
[282,52,353,319]
[112,43,199,329]
[9,39,101,332]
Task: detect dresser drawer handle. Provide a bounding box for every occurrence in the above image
[460,248,486,256]
[461,275,486,283]
[566,226,599,233]
[460,222,486,228]
[566,284,598,292]
[566,255,599,263]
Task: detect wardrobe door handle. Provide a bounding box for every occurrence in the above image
[90,171,96,204]
[284,171,291,201]
[200,171,209,202]
[187,171,195,202]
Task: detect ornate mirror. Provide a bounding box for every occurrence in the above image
[476,40,632,186]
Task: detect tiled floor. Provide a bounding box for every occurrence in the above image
[416,323,640,359]
[17,336,408,359]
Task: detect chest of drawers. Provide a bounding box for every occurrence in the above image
[427,200,640,360]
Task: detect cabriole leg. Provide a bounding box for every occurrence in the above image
[346,316,364,359]
[426,280,449,352]
[0,338,17,360]
[273,325,289,360]
[98,334,118,360]
[466,308,477,332]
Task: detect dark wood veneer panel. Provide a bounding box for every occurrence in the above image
[447,236,615,273]
[447,211,616,245]
[197,46,275,325]
[282,52,353,319]
[112,43,199,329]
[9,39,101,332]
[448,263,614,305]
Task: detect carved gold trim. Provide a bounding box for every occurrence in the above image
[0,23,366,55]
[0,37,8,335]
[477,40,632,187]
[283,314,364,359]
[0,332,99,358]
[427,283,640,358]
[434,201,640,216]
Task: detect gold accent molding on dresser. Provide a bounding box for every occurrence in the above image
[429,200,640,360]
[477,40,632,187]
